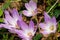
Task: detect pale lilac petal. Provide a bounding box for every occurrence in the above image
[17,20,28,30]
[22,38,31,40]
[15,30,26,38]
[4,18,8,24]
[51,17,57,25]
[25,3,32,11]
[29,20,34,30]
[1,24,13,29]
[11,8,20,20]
[39,23,46,29]
[40,30,50,35]
[8,29,16,33]
[23,10,32,17]
[44,12,51,22]
[18,14,22,21]
[4,10,14,25]
[29,0,37,10]
[0,24,3,28]
[5,18,15,25]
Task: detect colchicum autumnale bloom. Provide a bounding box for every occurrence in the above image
[39,12,57,37]
[23,0,37,17]
[0,8,22,33]
[14,20,37,40]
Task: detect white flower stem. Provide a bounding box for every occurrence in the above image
[47,0,59,13]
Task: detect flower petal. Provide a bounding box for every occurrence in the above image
[15,30,26,38]
[8,29,16,33]
[29,0,37,10]
[51,17,57,25]
[40,30,50,35]
[11,8,20,20]
[23,10,32,17]
[39,23,46,29]
[18,14,22,21]
[4,18,8,24]
[1,24,13,29]
[0,24,3,28]
[29,20,34,30]
[44,12,51,22]
[4,10,15,25]
[22,38,31,40]
[17,20,28,30]
[25,2,32,11]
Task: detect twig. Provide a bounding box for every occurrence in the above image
[47,0,59,13]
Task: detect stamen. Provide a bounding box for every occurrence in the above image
[15,24,20,29]
[50,25,54,31]
[27,32,32,37]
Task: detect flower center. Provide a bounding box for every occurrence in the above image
[27,32,32,37]
[32,11,34,13]
[50,25,54,31]
[15,24,20,29]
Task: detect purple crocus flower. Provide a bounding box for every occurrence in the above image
[39,12,57,37]
[14,20,37,40]
[0,8,22,33]
[23,0,37,17]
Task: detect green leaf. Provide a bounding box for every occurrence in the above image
[0,9,3,17]
[33,34,42,40]
[58,3,60,7]
[2,2,11,10]
[53,9,60,18]
[57,20,60,32]
[2,34,8,40]
[0,18,4,22]
[46,6,51,11]
[9,35,15,40]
